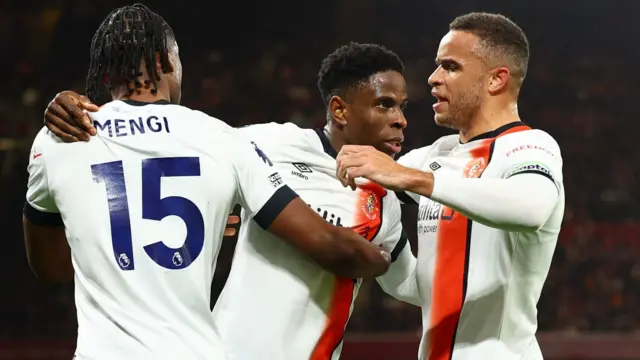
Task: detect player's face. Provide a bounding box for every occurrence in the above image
[344,70,408,158]
[428,30,487,130]
[167,40,182,105]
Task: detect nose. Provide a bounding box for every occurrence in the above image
[428,67,443,87]
[392,111,407,130]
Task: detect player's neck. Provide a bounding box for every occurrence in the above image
[112,85,170,104]
[459,101,520,143]
[323,124,346,154]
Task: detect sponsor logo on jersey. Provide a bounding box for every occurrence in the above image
[463,157,486,178]
[505,144,555,158]
[268,172,283,187]
[291,162,313,180]
[417,200,456,234]
[429,161,441,171]
[505,162,553,179]
[309,204,343,226]
[251,141,273,166]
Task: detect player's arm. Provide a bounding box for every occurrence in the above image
[337,135,562,233]
[375,231,421,306]
[22,130,73,282]
[232,137,390,279]
[43,90,99,142]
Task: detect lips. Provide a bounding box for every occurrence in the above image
[383,137,404,154]
[431,91,448,103]
[431,91,448,111]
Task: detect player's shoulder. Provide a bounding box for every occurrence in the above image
[397,134,457,169]
[382,187,402,210]
[234,122,321,159]
[235,122,309,142]
[32,126,64,148]
[167,105,233,131]
[495,128,562,157]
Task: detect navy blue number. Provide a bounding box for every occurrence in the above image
[91,157,205,271]
[91,161,135,270]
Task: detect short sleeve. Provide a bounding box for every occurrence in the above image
[231,136,298,229]
[494,130,563,191]
[24,128,63,227]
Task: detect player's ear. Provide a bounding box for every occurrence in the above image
[329,96,348,127]
[487,67,509,95]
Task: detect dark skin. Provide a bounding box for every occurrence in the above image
[31,63,393,283]
[326,70,408,159]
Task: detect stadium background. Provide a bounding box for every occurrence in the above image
[1,0,639,359]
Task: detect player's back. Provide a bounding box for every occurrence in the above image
[35,99,236,359]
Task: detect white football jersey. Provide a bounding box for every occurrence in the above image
[397,122,564,360]
[24,99,297,360]
[212,122,414,360]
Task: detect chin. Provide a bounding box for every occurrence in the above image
[434,115,456,129]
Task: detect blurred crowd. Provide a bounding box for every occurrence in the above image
[2,0,640,339]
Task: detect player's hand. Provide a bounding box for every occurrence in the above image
[336,145,413,192]
[224,215,240,237]
[44,90,99,142]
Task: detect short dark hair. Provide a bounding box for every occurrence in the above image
[317,42,404,106]
[450,12,529,82]
[86,4,175,103]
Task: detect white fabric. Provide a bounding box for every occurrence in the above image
[26,100,292,360]
[397,126,564,360]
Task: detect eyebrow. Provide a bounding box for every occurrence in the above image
[376,95,409,104]
[435,58,461,67]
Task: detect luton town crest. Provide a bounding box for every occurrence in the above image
[361,190,380,220]
[463,157,486,178]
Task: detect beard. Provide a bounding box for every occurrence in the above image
[434,84,483,130]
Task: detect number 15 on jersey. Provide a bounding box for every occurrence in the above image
[91,157,206,271]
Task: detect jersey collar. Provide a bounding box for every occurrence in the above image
[462,121,527,144]
[314,128,338,159]
[121,99,171,106]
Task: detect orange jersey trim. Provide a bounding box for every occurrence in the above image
[310,183,387,360]
[426,125,531,360]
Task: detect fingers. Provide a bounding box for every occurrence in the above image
[64,95,96,134]
[336,152,364,187]
[78,95,100,112]
[46,102,90,142]
[45,121,80,143]
[44,92,92,141]
[223,215,241,237]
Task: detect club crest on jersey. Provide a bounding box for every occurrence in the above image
[463,157,487,178]
[251,141,273,166]
[361,190,380,220]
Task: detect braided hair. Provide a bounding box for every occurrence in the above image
[86,4,174,103]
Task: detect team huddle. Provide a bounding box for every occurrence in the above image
[23,4,564,360]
